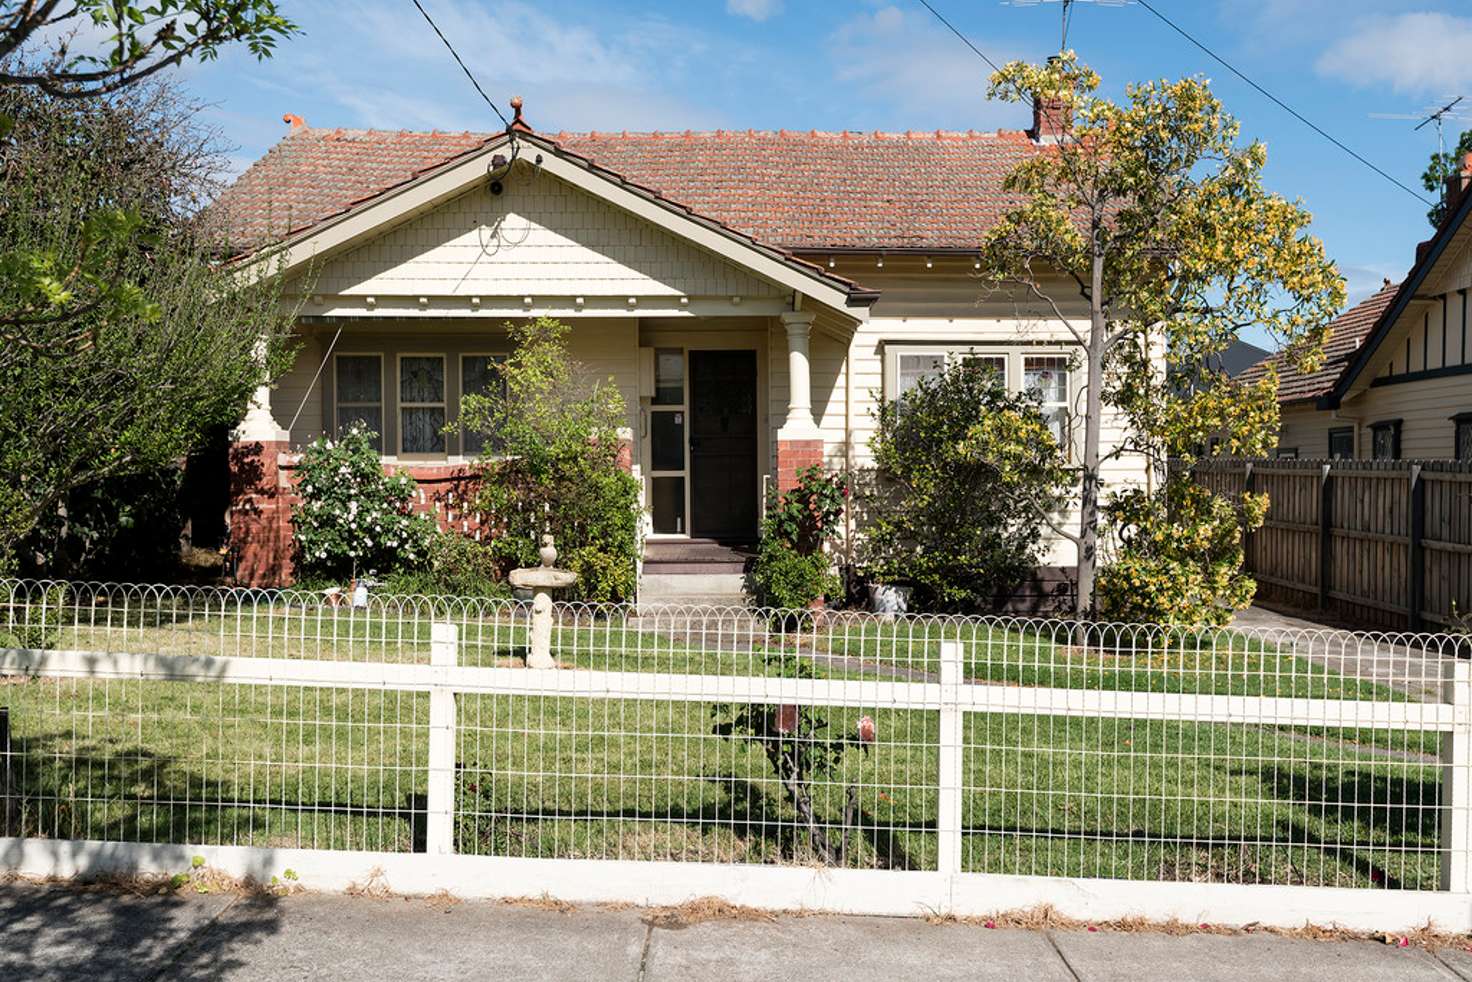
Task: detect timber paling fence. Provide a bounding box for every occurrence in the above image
[1193,458,1472,633]
[3,579,1472,930]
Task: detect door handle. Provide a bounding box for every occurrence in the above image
[689,437,701,451]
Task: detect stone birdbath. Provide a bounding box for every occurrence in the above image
[509,534,579,669]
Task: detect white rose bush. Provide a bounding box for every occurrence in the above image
[292,424,436,579]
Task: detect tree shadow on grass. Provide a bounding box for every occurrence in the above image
[3,729,426,853]
[454,774,927,870]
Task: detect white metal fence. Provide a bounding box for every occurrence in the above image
[3,579,1472,930]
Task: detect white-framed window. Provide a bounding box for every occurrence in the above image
[333,353,384,451]
[888,347,1011,403]
[883,344,1073,452]
[1024,355,1069,447]
[398,354,446,457]
[460,353,506,456]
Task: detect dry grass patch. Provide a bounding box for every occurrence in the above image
[642,896,777,929]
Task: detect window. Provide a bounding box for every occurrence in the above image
[460,354,506,456]
[895,352,947,404]
[334,354,383,451]
[1328,427,1355,460]
[1024,355,1069,446]
[399,355,446,456]
[1276,447,1299,460]
[1370,419,1402,461]
[887,347,1018,404]
[1454,413,1472,461]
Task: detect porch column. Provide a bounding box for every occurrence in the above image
[776,310,824,492]
[228,342,295,588]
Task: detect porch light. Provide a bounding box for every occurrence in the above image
[418,296,429,308]
[627,297,637,307]
[828,256,835,268]
[679,296,689,307]
[574,296,585,310]
[470,296,481,309]
[730,295,742,305]
[522,296,533,308]
[925,257,933,269]
[876,256,884,268]
[365,296,376,309]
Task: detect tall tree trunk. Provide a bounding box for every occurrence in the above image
[1076,248,1107,618]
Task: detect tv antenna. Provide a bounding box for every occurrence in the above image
[1000,0,1133,52]
[1370,96,1469,161]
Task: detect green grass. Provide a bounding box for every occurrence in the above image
[0,600,1442,888]
[0,677,1444,889]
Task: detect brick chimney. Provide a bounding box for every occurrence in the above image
[1029,57,1071,142]
[1443,152,1472,207]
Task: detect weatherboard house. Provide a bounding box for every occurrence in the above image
[213,98,1147,600]
[1243,155,1472,462]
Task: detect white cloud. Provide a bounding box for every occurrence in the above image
[826,6,1032,131]
[1316,12,1472,95]
[219,0,727,136]
[726,0,782,21]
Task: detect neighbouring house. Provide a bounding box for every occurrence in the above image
[212,98,1148,603]
[1241,154,1472,461]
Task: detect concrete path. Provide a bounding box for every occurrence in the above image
[1231,604,1458,701]
[6,883,1472,982]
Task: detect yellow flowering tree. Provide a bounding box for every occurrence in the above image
[980,54,1344,619]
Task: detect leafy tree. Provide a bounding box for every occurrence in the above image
[0,77,296,572]
[460,318,640,603]
[0,1,296,102]
[865,361,1071,613]
[980,54,1344,616]
[1423,128,1472,228]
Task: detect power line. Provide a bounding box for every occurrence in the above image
[409,0,510,129]
[1134,0,1431,206]
[914,0,1001,73]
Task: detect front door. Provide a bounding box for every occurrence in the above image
[689,350,758,543]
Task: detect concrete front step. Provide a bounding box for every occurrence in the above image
[638,572,750,608]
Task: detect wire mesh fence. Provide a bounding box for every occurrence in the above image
[2,579,1469,894]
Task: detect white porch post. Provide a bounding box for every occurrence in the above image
[778,310,821,440]
[232,336,290,443]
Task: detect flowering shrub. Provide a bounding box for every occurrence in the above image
[762,464,848,556]
[1096,477,1267,627]
[292,424,436,579]
[750,465,848,609]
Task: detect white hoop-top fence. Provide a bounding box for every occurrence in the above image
[2,579,1470,930]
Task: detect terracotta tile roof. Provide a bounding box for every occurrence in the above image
[1237,281,1402,404]
[210,125,1045,254]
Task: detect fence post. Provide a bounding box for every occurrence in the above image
[1442,657,1471,893]
[1410,464,1426,633]
[1319,464,1334,612]
[936,640,964,879]
[426,621,458,856]
[1,706,10,837]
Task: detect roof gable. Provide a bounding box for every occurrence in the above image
[1324,184,1472,407]
[240,131,872,315]
[313,165,787,303]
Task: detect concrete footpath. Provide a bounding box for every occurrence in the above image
[6,884,1472,982]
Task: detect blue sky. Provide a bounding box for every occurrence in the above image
[178,0,1472,319]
